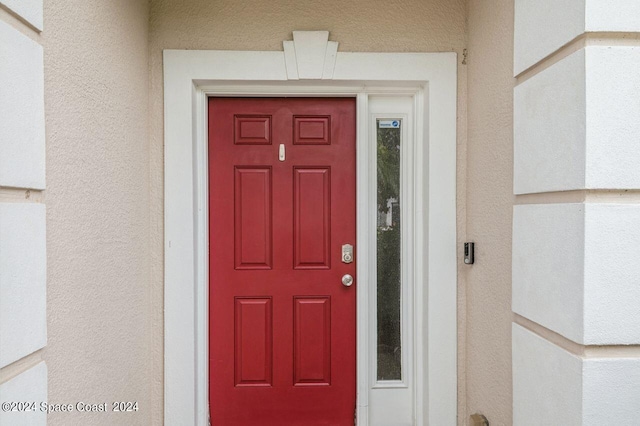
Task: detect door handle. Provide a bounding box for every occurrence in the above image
[342,274,354,287]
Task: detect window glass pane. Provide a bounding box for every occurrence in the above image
[376,119,401,381]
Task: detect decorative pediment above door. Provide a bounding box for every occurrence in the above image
[283,31,338,80]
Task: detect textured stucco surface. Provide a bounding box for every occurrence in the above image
[149,1,468,424]
[38,1,518,424]
[43,0,151,425]
[466,1,514,425]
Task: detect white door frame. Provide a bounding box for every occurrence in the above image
[163,31,457,425]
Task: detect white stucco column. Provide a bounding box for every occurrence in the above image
[0,2,47,425]
[512,1,640,424]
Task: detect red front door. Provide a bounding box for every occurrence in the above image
[208,97,357,425]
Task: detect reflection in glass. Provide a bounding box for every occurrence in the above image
[376,120,401,381]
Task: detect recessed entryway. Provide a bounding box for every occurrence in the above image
[163,31,457,425]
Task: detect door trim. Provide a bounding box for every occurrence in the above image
[163,34,457,425]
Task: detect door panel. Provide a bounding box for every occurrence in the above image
[209,97,356,426]
[234,167,273,269]
[234,297,273,386]
[293,116,331,145]
[234,115,272,145]
[293,167,331,269]
[294,296,332,385]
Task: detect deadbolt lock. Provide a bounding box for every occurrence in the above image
[341,244,353,264]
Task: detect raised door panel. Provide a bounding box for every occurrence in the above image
[234,115,272,145]
[234,167,272,270]
[294,296,331,385]
[234,297,273,386]
[293,167,331,269]
[293,116,331,145]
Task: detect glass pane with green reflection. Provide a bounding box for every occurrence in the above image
[376,120,401,381]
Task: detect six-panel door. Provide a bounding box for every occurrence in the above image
[209,98,356,425]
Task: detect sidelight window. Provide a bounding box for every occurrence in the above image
[376,119,402,382]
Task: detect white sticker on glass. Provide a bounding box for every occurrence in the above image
[378,120,400,128]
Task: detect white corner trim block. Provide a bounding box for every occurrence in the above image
[513,203,640,345]
[514,46,640,194]
[514,0,585,75]
[514,49,586,194]
[512,203,585,343]
[0,362,47,426]
[513,324,583,426]
[0,0,43,31]
[513,324,640,426]
[0,203,47,368]
[0,20,45,190]
[163,31,457,426]
[514,0,640,74]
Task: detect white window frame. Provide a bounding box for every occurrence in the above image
[163,32,457,426]
[368,97,414,426]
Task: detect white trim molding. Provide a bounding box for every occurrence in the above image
[367,96,416,426]
[163,31,457,426]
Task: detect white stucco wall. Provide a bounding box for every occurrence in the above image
[0,3,47,425]
[514,46,640,194]
[0,362,47,426]
[0,0,43,30]
[514,325,640,426]
[514,0,640,74]
[0,20,45,189]
[0,203,46,367]
[514,203,640,345]
[512,0,640,424]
